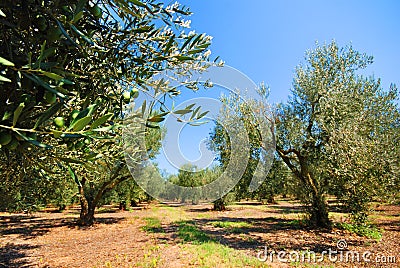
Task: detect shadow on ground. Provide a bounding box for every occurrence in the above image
[0,213,126,267]
[0,214,125,239]
[0,243,39,268]
[149,213,338,254]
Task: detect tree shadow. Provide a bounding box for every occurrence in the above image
[0,215,63,239]
[0,243,39,268]
[265,204,306,214]
[83,216,124,226]
[375,219,400,231]
[185,207,213,213]
[149,215,338,254]
[265,202,347,214]
[0,214,125,239]
[232,201,264,206]
[0,212,127,267]
[192,217,330,251]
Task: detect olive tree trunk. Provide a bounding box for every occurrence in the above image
[277,147,331,229]
[76,166,127,226]
[213,197,226,211]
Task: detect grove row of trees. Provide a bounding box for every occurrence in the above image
[1,1,399,228]
[0,0,214,225]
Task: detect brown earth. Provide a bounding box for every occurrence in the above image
[0,200,399,268]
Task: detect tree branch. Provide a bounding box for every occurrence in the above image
[92,164,125,207]
[276,145,303,182]
[276,146,301,159]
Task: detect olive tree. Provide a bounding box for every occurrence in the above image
[209,90,274,210]
[0,0,214,225]
[210,41,399,228]
[276,41,399,227]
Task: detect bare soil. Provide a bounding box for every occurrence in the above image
[0,200,399,267]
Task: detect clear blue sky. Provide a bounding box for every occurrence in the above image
[154,0,400,174]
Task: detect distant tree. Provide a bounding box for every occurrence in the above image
[174,164,202,204]
[104,165,159,210]
[165,164,224,205]
[252,159,290,203]
[209,91,274,210]
[0,170,76,212]
[102,119,165,210]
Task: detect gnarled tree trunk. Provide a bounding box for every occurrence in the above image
[76,166,127,226]
[213,197,226,211]
[77,182,96,226]
[78,200,96,226]
[277,146,331,229]
[309,192,330,228]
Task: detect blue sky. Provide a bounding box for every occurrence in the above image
[154,0,400,175]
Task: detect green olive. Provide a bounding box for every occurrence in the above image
[90,5,102,18]
[6,139,19,150]
[54,117,65,128]
[71,110,80,120]
[131,88,139,98]
[122,91,131,100]
[0,132,12,146]
[60,15,67,23]
[44,91,57,104]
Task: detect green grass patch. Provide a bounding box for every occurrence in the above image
[369,214,398,220]
[211,220,252,229]
[335,222,382,240]
[286,219,307,227]
[141,217,164,233]
[210,220,252,233]
[183,242,267,267]
[177,220,212,244]
[195,213,210,219]
[176,220,266,267]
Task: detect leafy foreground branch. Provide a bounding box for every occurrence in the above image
[0,0,215,225]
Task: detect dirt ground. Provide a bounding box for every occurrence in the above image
[0,200,399,268]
